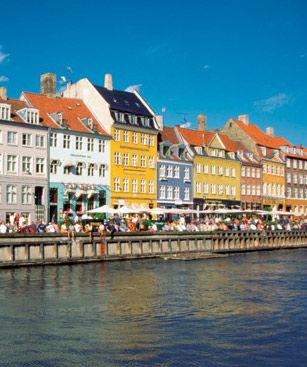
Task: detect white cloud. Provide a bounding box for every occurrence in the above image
[180,121,191,128]
[203,64,210,70]
[0,76,8,82]
[125,84,142,92]
[0,51,9,64]
[254,93,290,113]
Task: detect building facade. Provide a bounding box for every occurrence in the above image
[0,89,48,222]
[157,126,193,208]
[21,74,111,222]
[63,74,159,209]
[176,120,241,210]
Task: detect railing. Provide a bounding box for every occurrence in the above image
[0,230,306,267]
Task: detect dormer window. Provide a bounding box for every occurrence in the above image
[88,118,93,129]
[195,146,203,155]
[261,146,267,156]
[0,103,11,121]
[18,108,39,124]
[57,112,63,125]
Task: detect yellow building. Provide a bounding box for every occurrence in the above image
[262,156,286,210]
[176,127,241,209]
[110,126,158,208]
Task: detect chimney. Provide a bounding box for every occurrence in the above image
[197,114,207,130]
[238,114,249,125]
[0,87,7,100]
[266,127,274,136]
[40,73,56,98]
[104,73,113,90]
[156,115,164,131]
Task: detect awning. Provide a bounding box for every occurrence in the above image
[75,189,86,199]
[63,160,75,167]
[87,190,98,199]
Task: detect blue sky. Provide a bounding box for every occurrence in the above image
[1,0,306,145]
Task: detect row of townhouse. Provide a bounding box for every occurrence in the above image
[0,72,306,222]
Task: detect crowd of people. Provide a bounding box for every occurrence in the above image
[0,212,306,236]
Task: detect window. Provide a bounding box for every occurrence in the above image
[184,188,190,201]
[257,186,261,196]
[114,129,120,141]
[256,168,261,178]
[241,184,246,196]
[123,131,129,142]
[196,163,201,173]
[88,163,95,176]
[293,159,297,169]
[7,185,17,204]
[225,167,230,177]
[140,179,146,193]
[149,135,154,146]
[141,133,147,145]
[231,168,236,177]
[7,155,17,173]
[231,185,236,196]
[174,166,180,178]
[99,140,105,152]
[114,152,121,165]
[99,164,106,177]
[149,180,154,194]
[132,154,138,167]
[184,167,190,180]
[50,160,57,174]
[123,178,129,192]
[22,133,32,146]
[0,104,10,120]
[203,183,208,194]
[76,162,83,176]
[218,166,223,175]
[35,135,45,148]
[76,136,83,150]
[210,184,216,194]
[167,165,173,177]
[132,179,137,193]
[123,153,129,166]
[211,165,216,175]
[246,167,250,177]
[132,132,138,144]
[22,156,31,174]
[160,185,166,199]
[287,173,291,183]
[174,187,180,200]
[293,174,297,184]
[7,131,17,145]
[21,185,32,205]
[225,184,230,196]
[203,164,208,174]
[87,138,94,151]
[251,168,255,178]
[167,186,173,199]
[246,185,251,195]
[149,156,155,168]
[263,164,267,174]
[267,165,271,174]
[63,134,70,149]
[114,177,120,192]
[196,182,201,194]
[218,184,223,195]
[141,155,146,168]
[64,166,70,175]
[36,158,45,174]
[50,132,57,147]
[241,166,245,177]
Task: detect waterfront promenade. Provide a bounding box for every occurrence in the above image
[0,229,306,267]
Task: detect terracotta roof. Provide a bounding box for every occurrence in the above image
[218,133,238,152]
[232,119,290,149]
[0,97,28,123]
[22,92,109,136]
[159,126,179,144]
[177,127,215,146]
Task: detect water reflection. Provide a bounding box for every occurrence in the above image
[0,249,307,366]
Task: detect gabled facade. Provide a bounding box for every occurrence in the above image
[157,126,193,208]
[0,87,48,222]
[175,123,241,210]
[223,115,286,210]
[279,144,307,215]
[21,75,111,222]
[234,142,262,210]
[63,74,159,208]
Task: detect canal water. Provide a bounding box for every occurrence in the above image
[0,249,307,367]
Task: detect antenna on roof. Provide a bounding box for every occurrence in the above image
[176,112,191,128]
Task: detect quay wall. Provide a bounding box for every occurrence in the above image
[0,230,306,268]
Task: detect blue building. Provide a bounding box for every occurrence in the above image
[157,126,193,208]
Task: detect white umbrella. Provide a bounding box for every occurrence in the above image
[87,205,116,214]
[116,205,141,214]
